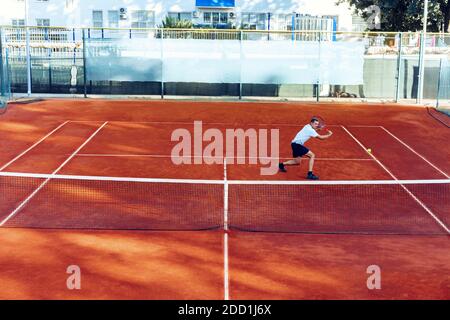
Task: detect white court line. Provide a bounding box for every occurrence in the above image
[73,154,373,161]
[223,159,229,231]
[224,232,229,301]
[346,125,384,128]
[223,158,229,301]
[0,122,108,227]
[66,120,382,128]
[380,126,450,179]
[225,179,450,185]
[0,121,69,171]
[341,125,450,234]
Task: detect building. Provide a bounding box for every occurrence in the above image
[0,0,360,32]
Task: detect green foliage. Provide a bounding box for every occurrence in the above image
[338,0,450,32]
[160,16,193,29]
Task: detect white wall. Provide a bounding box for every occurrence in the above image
[78,0,195,28]
[235,0,353,31]
[0,0,26,25]
[32,0,70,26]
[0,0,355,30]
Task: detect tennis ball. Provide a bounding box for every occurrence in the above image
[367,148,372,153]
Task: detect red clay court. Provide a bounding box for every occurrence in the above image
[0,99,449,299]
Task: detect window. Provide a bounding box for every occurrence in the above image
[168,12,193,21]
[220,12,227,23]
[270,14,291,31]
[36,19,50,26]
[130,10,155,28]
[352,15,367,32]
[92,10,103,28]
[323,15,338,30]
[241,13,267,30]
[12,19,25,26]
[212,12,220,24]
[203,11,228,26]
[296,16,332,31]
[108,10,119,28]
[203,12,211,23]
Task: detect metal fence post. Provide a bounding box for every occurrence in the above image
[161,28,164,99]
[316,31,321,102]
[26,26,31,96]
[395,32,402,102]
[0,27,4,96]
[48,46,52,92]
[436,58,443,108]
[239,30,242,100]
[82,28,87,98]
[417,31,425,103]
[72,28,76,65]
[291,14,295,41]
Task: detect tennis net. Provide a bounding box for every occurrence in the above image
[0,171,449,235]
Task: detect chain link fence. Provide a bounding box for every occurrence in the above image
[1,26,449,107]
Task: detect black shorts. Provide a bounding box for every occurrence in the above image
[291,142,309,158]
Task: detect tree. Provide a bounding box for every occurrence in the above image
[338,0,450,32]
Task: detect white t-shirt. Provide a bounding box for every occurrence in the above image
[292,124,318,145]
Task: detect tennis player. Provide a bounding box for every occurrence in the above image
[278,117,332,180]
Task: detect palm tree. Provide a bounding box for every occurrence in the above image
[161,16,193,29]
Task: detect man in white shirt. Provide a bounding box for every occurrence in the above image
[279,117,333,180]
